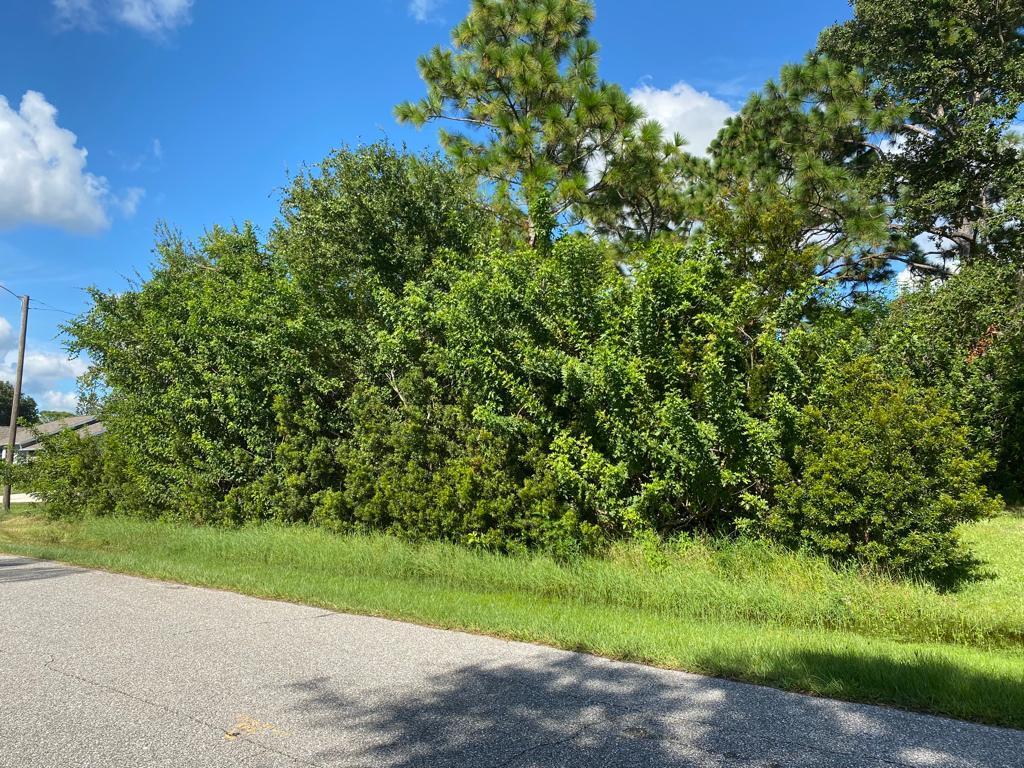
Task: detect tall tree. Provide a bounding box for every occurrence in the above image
[705,61,891,296]
[586,120,707,245]
[706,0,1024,291]
[395,0,696,244]
[0,380,38,426]
[819,0,1024,267]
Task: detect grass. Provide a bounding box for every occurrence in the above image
[1,506,1022,729]
[5,503,38,517]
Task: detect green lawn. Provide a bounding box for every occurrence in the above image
[1,506,1022,728]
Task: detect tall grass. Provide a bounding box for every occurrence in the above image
[1,509,1022,727]
[22,513,1016,647]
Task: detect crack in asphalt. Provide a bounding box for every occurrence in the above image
[489,722,596,768]
[42,656,322,768]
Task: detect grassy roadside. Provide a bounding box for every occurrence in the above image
[5,503,39,517]
[1,508,1022,729]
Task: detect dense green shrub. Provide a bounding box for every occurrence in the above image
[67,224,293,522]
[64,145,489,527]
[875,263,1024,499]
[559,240,789,534]
[26,431,113,519]
[315,236,810,551]
[265,143,493,520]
[764,356,1001,583]
[318,235,621,551]
[54,142,1007,582]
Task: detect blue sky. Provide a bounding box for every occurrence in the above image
[0,0,852,412]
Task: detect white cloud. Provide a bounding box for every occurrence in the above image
[19,352,90,387]
[0,313,87,412]
[0,91,144,232]
[629,81,736,156]
[895,265,924,292]
[40,390,79,412]
[53,0,193,36]
[879,133,908,156]
[53,0,102,30]
[0,316,12,359]
[0,339,89,406]
[409,0,442,23]
[114,187,145,217]
[0,91,110,233]
[896,232,962,291]
[116,0,193,34]
[54,0,102,29]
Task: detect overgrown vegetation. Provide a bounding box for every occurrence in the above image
[21,0,1024,589]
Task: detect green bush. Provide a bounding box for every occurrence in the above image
[0,456,26,492]
[763,356,1001,584]
[67,224,292,522]
[26,430,113,519]
[54,142,1009,581]
[315,235,621,551]
[313,236,810,553]
[252,142,492,522]
[875,263,1024,499]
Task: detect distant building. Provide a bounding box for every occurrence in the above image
[0,415,105,463]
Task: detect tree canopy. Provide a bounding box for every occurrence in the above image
[395,0,698,245]
[0,381,38,427]
[706,0,1024,294]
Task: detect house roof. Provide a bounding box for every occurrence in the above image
[0,415,103,451]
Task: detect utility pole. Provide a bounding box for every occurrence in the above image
[3,294,29,512]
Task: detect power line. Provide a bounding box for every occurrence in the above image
[0,283,24,300]
[0,285,76,315]
[31,299,76,316]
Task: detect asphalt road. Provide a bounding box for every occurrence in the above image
[1,555,1021,768]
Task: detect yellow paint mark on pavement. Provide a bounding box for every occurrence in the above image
[223,714,290,741]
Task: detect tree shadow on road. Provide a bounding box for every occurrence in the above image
[286,653,711,766]
[276,647,1024,767]
[0,557,83,583]
[719,647,1024,735]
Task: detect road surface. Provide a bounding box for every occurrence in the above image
[1,554,1021,767]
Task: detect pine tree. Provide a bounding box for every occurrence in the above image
[586,119,706,244]
[820,0,1024,267]
[707,0,1024,290]
[395,0,696,245]
[705,60,892,296]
